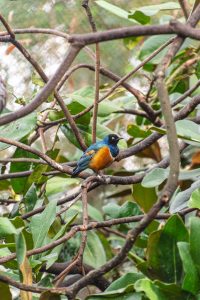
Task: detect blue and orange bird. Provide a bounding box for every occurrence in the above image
[72,134,122,176]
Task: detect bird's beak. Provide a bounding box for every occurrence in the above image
[117,136,123,141]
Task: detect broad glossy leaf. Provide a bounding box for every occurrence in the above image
[15,232,26,266]
[0,113,36,150]
[10,148,37,194]
[132,183,157,212]
[135,278,187,300]
[95,0,138,23]
[119,201,141,218]
[178,241,199,294]
[27,164,48,187]
[86,285,141,300]
[107,272,144,291]
[170,178,200,213]
[24,184,38,212]
[142,168,168,188]
[129,2,180,22]
[69,86,120,116]
[0,217,17,237]
[30,200,57,249]
[49,101,90,126]
[127,124,151,139]
[190,217,200,276]
[103,203,120,218]
[188,189,200,209]
[139,35,173,63]
[46,213,78,269]
[46,176,78,196]
[152,120,200,146]
[65,201,102,222]
[83,231,106,268]
[146,215,188,283]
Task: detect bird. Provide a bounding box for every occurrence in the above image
[72,134,122,177]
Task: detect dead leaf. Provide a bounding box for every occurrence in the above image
[135,141,162,162]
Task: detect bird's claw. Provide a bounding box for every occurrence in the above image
[97,174,111,184]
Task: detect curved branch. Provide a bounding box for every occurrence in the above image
[0,44,81,126]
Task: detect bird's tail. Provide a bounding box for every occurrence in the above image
[71,166,80,177]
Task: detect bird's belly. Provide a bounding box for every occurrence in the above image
[89,146,114,172]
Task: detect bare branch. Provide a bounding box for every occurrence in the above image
[178,0,191,19]
[0,44,82,126]
[82,0,100,143]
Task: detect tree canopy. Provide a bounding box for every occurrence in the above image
[1,0,200,299]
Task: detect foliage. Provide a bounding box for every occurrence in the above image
[0,0,200,299]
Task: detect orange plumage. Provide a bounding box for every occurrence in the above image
[89,146,114,172]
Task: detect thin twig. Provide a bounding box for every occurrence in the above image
[82,0,100,143]
[178,0,190,19]
[74,37,175,122]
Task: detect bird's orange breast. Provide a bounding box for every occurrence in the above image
[89,146,113,172]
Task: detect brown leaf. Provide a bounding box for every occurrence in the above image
[135,141,162,162]
[5,44,16,55]
[191,151,200,168]
[20,257,32,300]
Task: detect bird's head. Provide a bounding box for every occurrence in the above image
[104,134,122,146]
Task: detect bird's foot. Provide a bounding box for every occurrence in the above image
[96,173,111,184]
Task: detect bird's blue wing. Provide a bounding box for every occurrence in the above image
[72,140,105,176]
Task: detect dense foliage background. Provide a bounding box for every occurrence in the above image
[1,0,200,299]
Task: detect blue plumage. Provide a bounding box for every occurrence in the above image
[72,134,121,176]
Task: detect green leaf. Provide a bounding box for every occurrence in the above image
[190,217,200,276]
[119,201,141,218]
[151,120,200,146]
[10,148,37,194]
[107,272,144,291]
[129,10,150,25]
[69,86,120,116]
[146,215,188,283]
[176,120,200,145]
[188,189,200,209]
[139,35,173,63]
[86,285,141,300]
[177,241,200,294]
[46,176,79,196]
[24,184,38,212]
[32,72,45,87]
[127,124,151,139]
[49,101,91,126]
[135,278,187,300]
[196,61,200,79]
[0,282,12,300]
[103,203,120,218]
[46,213,78,269]
[15,231,26,266]
[30,200,57,249]
[132,183,157,212]
[0,113,36,150]
[26,164,48,189]
[0,217,17,237]
[129,2,180,24]
[170,179,200,213]
[142,168,168,188]
[95,0,138,23]
[83,231,106,268]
